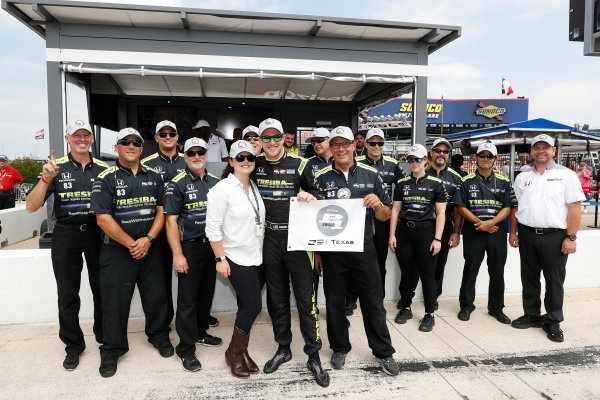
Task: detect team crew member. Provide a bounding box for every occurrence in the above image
[141,120,186,324]
[26,120,108,371]
[355,128,406,299]
[252,118,327,387]
[0,154,23,209]
[242,125,263,156]
[191,120,228,162]
[353,131,367,157]
[207,141,266,378]
[509,134,585,342]
[389,144,446,332]
[452,143,514,324]
[302,126,399,376]
[164,137,221,372]
[283,130,299,155]
[91,128,172,378]
[423,138,463,309]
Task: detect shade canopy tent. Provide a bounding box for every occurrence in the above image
[3,0,461,157]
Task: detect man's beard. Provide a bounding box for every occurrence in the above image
[190,161,204,171]
[434,157,446,167]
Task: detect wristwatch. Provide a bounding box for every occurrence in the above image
[215,255,226,262]
[145,234,154,243]
[566,234,577,241]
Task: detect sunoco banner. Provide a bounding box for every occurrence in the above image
[287,198,365,252]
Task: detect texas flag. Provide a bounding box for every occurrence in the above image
[502,78,514,96]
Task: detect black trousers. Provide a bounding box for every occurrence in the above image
[0,190,15,210]
[263,231,321,356]
[459,223,507,312]
[395,220,438,314]
[175,238,216,358]
[322,240,395,359]
[228,259,263,334]
[99,243,170,358]
[434,222,454,298]
[518,225,568,322]
[156,230,174,324]
[51,224,103,355]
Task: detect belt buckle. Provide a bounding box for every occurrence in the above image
[407,221,416,228]
[534,228,543,235]
[80,224,88,231]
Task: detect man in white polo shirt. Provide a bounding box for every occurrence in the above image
[509,134,585,343]
[191,120,228,162]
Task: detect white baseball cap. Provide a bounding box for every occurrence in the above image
[183,137,207,152]
[229,140,255,158]
[476,142,498,156]
[192,120,210,130]
[242,125,259,138]
[155,120,177,134]
[531,134,554,147]
[365,128,385,141]
[259,118,284,135]
[116,127,144,143]
[66,120,93,136]
[329,126,354,142]
[407,144,428,158]
[304,127,330,143]
[431,138,452,150]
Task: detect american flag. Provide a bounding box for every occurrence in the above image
[34,129,44,140]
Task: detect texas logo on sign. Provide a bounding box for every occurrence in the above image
[475,102,506,121]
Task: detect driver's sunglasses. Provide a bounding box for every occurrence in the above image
[477,153,496,159]
[157,131,178,138]
[311,137,327,144]
[234,154,256,162]
[117,139,143,147]
[367,141,385,147]
[407,157,424,164]
[186,149,207,157]
[432,148,450,154]
[261,135,283,143]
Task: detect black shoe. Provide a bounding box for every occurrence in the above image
[208,315,219,327]
[154,340,175,358]
[376,356,400,376]
[330,351,346,370]
[196,333,223,347]
[263,349,292,374]
[180,354,202,372]
[511,315,543,329]
[394,308,413,324]
[419,314,435,332]
[344,300,357,316]
[488,310,511,324]
[307,358,330,387]
[434,301,439,311]
[542,322,564,343]
[99,356,118,378]
[63,353,79,371]
[457,308,472,321]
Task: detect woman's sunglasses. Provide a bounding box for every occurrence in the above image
[407,157,424,164]
[234,154,256,162]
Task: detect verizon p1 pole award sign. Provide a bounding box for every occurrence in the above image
[287,198,365,252]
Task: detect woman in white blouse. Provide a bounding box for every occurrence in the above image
[206,140,265,379]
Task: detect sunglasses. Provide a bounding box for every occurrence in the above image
[186,149,207,157]
[330,141,353,150]
[244,136,260,142]
[407,157,424,164]
[432,148,450,154]
[261,135,283,143]
[311,137,327,144]
[367,142,385,147]
[117,139,143,147]
[234,153,256,162]
[477,153,496,159]
[157,131,178,138]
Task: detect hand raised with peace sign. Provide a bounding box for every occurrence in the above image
[42,149,60,182]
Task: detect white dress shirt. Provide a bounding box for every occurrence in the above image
[514,162,585,229]
[206,173,265,266]
[206,133,229,162]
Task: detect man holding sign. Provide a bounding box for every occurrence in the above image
[299,126,400,376]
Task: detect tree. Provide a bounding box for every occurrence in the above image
[9,155,45,184]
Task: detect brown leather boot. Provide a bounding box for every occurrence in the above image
[225,326,250,378]
[242,331,259,374]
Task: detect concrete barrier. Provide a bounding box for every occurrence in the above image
[0,205,47,247]
[1,231,599,325]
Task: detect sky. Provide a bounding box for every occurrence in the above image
[0,0,598,159]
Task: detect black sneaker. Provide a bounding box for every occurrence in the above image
[376,356,400,376]
[99,356,118,378]
[344,300,357,316]
[63,353,79,371]
[488,310,511,324]
[330,351,346,370]
[263,349,292,374]
[542,322,564,343]
[180,354,202,372]
[196,333,223,347]
[511,315,543,329]
[307,358,330,387]
[394,308,413,324]
[208,315,219,327]
[457,308,472,321]
[419,314,435,332]
[154,340,175,357]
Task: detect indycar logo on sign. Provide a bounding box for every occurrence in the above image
[316,205,348,236]
[476,102,506,121]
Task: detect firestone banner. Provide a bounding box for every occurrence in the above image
[287,198,365,252]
